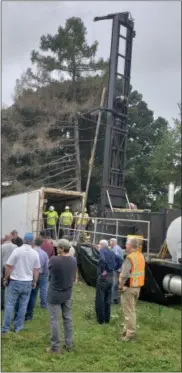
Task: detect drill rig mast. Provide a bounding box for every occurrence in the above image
[94,12,135,216]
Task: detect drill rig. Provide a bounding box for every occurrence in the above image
[76,12,182,305]
[94,12,135,215]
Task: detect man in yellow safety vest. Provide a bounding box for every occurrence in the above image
[44,206,58,239]
[59,206,73,235]
[119,237,145,341]
[75,208,89,241]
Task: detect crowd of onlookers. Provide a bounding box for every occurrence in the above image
[1,229,145,353]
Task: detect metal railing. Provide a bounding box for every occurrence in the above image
[31,216,151,260]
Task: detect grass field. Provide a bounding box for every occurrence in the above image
[1,282,181,372]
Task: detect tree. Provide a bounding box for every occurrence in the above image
[29,17,107,95]
[148,105,181,209]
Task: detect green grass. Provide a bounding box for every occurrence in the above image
[1,282,181,372]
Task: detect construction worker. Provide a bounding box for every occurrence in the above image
[59,206,73,235]
[119,237,145,342]
[75,208,89,242]
[44,206,58,239]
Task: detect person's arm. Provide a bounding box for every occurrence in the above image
[119,258,132,290]
[70,213,73,225]
[4,249,18,285]
[43,253,49,277]
[115,254,123,271]
[55,211,59,222]
[32,254,41,288]
[99,249,107,274]
[48,259,52,282]
[59,213,63,224]
[72,258,77,283]
[44,211,48,216]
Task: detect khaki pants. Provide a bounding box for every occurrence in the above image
[121,287,140,338]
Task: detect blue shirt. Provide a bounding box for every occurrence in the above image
[112,245,124,272]
[98,247,122,275]
[35,246,49,276]
[112,244,123,259]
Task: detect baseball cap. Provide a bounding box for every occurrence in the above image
[24,233,34,241]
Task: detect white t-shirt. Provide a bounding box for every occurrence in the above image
[7,244,41,281]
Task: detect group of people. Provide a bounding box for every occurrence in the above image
[1,228,145,353]
[43,205,89,240]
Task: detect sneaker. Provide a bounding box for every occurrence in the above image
[45,347,63,354]
[63,345,74,352]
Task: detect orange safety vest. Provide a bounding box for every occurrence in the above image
[127,251,145,287]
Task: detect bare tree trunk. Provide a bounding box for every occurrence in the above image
[74,115,81,191]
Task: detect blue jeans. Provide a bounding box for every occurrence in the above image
[24,274,48,320]
[2,280,32,333]
[111,271,120,303]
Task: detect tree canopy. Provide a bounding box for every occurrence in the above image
[2,17,181,210]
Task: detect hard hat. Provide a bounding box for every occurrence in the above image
[65,206,69,210]
[49,206,54,211]
[84,207,87,212]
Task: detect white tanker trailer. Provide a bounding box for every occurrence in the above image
[162,216,182,297]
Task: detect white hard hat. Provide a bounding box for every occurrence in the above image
[65,206,69,210]
[84,207,87,212]
[49,206,54,211]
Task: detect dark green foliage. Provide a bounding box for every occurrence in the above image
[30,17,107,85]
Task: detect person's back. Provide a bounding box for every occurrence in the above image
[46,239,77,354]
[9,243,40,281]
[41,238,55,258]
[2,233,40,334]
[2,236,17,271]
[48,255,76,304]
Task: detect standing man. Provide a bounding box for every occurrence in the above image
[46,239,77,354]
[119,238,145,341]
[1,234,17,310]
[40,230,55,258]
[11,230,23,247]
[75,208,89,241]
[95,239,122,325]
[44,206,58,239]
[2,233,40,334]
[59,206,73,235]
[110,238,124,304]
[25,238,49,320]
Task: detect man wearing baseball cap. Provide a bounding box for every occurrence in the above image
[2,233,40,334]
[46,238,77,354]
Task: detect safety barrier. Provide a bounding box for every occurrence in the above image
[31,216,151,260]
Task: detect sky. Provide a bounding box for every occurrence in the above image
[2,1,181,123]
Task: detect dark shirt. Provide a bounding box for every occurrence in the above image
[11,237,23,247]
[98,247,122,275]
[41,239,55,258]
[47,255,77,304]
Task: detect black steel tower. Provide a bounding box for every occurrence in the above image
[94,12,135,215]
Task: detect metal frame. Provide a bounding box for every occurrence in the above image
[31,216,150,260]
[74,217,150,260]
[94,13,135,214]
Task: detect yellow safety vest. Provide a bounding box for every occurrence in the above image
[44,211,58,226]
[127,251,145,288]
[60,211,73,226]
[76,213,89,226]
